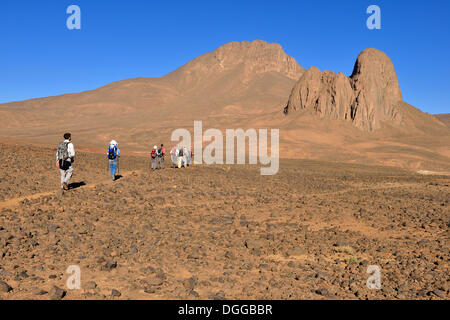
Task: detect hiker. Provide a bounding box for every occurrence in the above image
[107,140,120,181]
[151,145,158,170]
[157,144,165,169]
[184,146,191,167]
[56,132,75,192]
[177,146,186,168]
[170,146,177,168]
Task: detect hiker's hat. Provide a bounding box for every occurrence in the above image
[154,145,157,149]
[110,140,118,146]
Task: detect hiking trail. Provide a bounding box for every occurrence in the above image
[0,170,140,209]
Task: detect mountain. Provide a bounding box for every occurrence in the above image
[435,114,450,128]
[0,41,449,172]
[0,40,303,149]
[284,48,403,131]
[280,48,450,171]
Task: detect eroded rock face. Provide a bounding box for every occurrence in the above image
[285,48,403,131]
[350,48,403,130]
[286,67,354,121]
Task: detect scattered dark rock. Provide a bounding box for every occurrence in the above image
[432,289,446,298]
[111,289,121,297]
[211,290,226,300]
[49,286,66,300]
[31,276,45,281]
[129,246,138,254]
[84,281,97,290]
[315,288,329,296]
[19,270,29,278]
[33,289,48,296]
[189,290,200,298]
[0,281,12,293]
[183,277,198,291]
[104,261,117,271]
[224,251,234,259]
[144,287,156,294]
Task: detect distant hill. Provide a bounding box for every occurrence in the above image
[0,40,449,171]
[0,40,303,148]
[435,114,450,128]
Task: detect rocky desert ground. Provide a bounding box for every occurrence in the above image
[0,142,448,300]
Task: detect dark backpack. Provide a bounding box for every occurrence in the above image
[57,141,70,161]
[108,146,117,160]
[178,149,183,156]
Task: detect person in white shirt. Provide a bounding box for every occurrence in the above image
[176,147,187,168]
[56,133,75,191]
[183,146,189,167]
[151,145,158,170]
[107,140,120,181]
[170,146,177,168]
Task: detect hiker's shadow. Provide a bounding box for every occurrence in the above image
[68,181,86,190]
[114,175,123,181]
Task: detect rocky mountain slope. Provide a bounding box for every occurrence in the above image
[284,48,403,131]
[280,48,449,171]
[0,41,302,152]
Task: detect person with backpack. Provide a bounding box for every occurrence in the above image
[170,146,177,168]
[177,146,186,168]
[184,146,190,167]
[56,133,75,192]
[157,143,165,169]
[186,147,192,167]
[107,140,120,181]
[151,145,158,170]
[160,143,166,169]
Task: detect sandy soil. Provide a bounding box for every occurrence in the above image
[0,143,448,300]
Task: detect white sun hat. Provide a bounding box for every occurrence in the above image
[154,145,157,149]
[110,140,118,146]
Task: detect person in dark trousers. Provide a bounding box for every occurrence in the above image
[157,144,165,169]
[56,133,75,192]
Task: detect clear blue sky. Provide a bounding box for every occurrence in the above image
[1,0,449,114]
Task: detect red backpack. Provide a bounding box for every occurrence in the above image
[151,149,157,159]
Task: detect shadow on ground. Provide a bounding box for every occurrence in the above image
[68,181,86,190]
